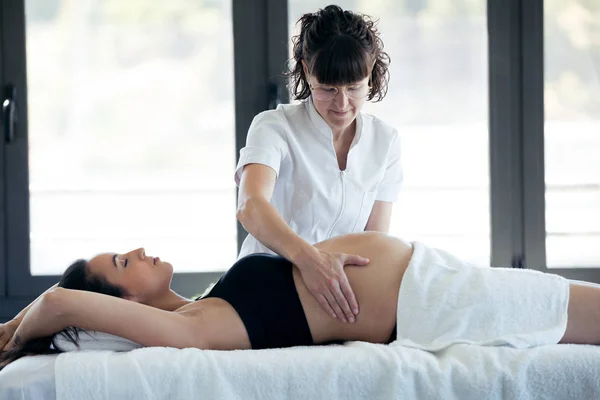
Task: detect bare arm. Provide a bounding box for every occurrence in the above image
[10,283,58,325]
[364,201,393,232]
[8,288,205,350]
[237,164,368,322]
[0,283,58,350]
[236,164,317,262]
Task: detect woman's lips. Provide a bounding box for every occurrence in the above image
[331,109,350,117]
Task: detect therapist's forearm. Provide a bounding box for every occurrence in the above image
[237,197,318,265]
[6,283,58,327]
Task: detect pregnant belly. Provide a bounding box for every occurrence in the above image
[293,232,413,343]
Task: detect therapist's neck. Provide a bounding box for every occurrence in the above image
[331,120,356,143]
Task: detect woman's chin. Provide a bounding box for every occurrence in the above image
[163,263,175,284]
[326,112,355,128]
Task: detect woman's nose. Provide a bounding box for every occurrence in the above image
[334,89,349,107]
[133,247,145,259]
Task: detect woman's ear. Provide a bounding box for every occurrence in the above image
[301,60,309,77]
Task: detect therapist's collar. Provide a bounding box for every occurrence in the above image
[306,96,363,146]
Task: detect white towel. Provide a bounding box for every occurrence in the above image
[54,342,600,400]
[394,242,570,350]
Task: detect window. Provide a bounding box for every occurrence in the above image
[25,0,237,275]
[544,0,600,268]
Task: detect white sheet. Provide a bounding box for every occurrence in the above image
[0,354,58,400]
[0,342,599,399]
[53,342,600,400]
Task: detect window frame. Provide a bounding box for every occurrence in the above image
[521,0,600,280]
[490,0,600,278]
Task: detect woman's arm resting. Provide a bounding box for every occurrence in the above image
[8,288,204,350]
[365,201,393,232]
[0,283,58,350]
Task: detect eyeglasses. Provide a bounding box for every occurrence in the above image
[308,81,371,101]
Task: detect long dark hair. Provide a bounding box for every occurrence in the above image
[287,4,391,102]
[0,259,126,370]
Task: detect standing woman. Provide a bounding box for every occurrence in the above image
[236,5,402,324]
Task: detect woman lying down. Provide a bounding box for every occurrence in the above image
[1,231,599,369]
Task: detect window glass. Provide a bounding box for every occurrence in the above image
[26,0,236,274]
[544,0,600,268]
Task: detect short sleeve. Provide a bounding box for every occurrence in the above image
[234,110,289,186]
[376,131,403,202]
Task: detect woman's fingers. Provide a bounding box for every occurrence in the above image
[4,339,17,352]
[334,252,365,320]
[0,327,18,366]
[338,275,359,316]
[316,293,337,320]
[2,335,17,352]
[301,249,366,323]
[323,288,348,323]
[0,326,12,351]
[330,279,355,322]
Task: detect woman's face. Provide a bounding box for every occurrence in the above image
[306,73,370,133]
[87,247,174,304]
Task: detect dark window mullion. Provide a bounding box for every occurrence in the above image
[233,0,268,253]
[233,0,288,254]
[520,0,547,272]
[488,0,525,268]
[266,0,289,106]
[0,0,6,298]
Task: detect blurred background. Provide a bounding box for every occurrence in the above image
[20,0,599,275]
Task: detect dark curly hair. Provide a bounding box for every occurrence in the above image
[287,4,390,102]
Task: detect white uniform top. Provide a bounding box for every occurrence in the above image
[235,97,403,259]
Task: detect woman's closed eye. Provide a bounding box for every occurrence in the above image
[116,257,128,268]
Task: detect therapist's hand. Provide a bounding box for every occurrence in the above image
[0,320,18,351]
[297,250,369,323]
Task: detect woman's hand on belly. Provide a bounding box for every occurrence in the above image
[295,249,369,323]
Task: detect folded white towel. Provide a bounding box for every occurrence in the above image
[394,242,570,350]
